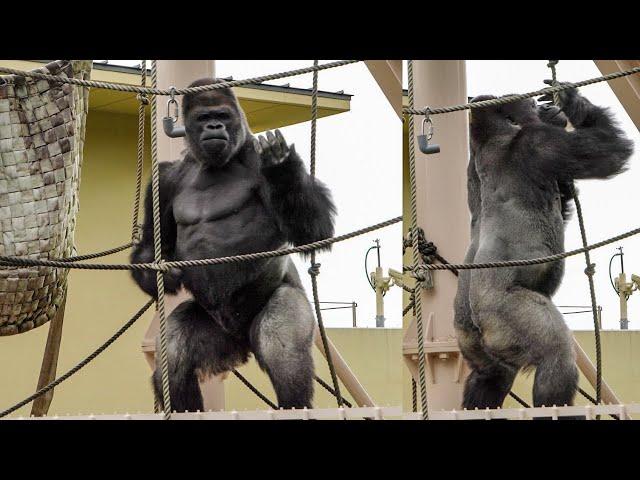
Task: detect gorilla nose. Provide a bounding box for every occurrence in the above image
[202,122,228,141]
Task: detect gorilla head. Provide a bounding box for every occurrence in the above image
[469,95,569,152]
[182,78,250,168]
[470,95,568,129]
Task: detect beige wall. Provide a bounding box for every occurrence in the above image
[0,109,401,417]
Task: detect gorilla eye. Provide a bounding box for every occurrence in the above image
[197,113,212,122]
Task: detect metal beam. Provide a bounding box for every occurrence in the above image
[594,60,640,131]
[365,60,402,119]
[403,61,470,414]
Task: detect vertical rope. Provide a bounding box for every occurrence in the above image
[572,185,602,406]
[150,60,172,419]
[548,60,602,411]
[411,378,418,412]
[407,60,430,420]
[308,60,343,407]
[132,60,147,243]
[548,60,560,107]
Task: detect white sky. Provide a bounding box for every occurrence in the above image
[404,60,640,331]
[108,60,403,329]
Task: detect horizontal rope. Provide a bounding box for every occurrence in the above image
[0,60,359,96]
[0,299,154,418]
[403,66,640,116]
[0,216,401,271]
[410,224,640,274]
[60,242,133,262]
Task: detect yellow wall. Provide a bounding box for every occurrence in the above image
[0,108,401,417]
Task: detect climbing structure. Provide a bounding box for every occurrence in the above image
[403,60,640,420]
[0,59,401,420]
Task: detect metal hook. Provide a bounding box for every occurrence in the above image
[166,86,179,123]
[422,116,434,141]
[163,85,186,138]
[417,107,440,154]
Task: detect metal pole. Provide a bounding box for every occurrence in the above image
[142,60,226,412]
[404,61,470,413]
[352,302,357,328]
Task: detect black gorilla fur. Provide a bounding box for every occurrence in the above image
[454,86,633,414]
[130,78,336,411]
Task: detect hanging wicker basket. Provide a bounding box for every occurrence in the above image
[0,60,91,336]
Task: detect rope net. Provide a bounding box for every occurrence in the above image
[2,59,637,419]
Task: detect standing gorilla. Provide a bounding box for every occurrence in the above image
[454,87,632,411]
[130,79,336,412]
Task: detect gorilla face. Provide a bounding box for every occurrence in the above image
[183,81,248,168]
[498,97,539,126]
[537,102,568,128]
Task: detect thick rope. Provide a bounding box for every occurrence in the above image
[59,242,133,262]
[231,370,278,410]
[407,60,429,420]
[571,183,603,407]
[405,224,640,274]
[403,66,640,116]
[230,370,353,410]
[150,61,172,419]
[403,297,415,316]
[308,60,342,408]
[0,216,402,271]
[0,300,154,418]
[411,379,418,412]
[548,60,560,106]
[548,60,602,410]
[132,60,148,243]
[314,375,353,408]
[0,60,359,96]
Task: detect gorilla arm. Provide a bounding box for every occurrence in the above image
[537,88,634,180]
[130,162,182,298]
[258,130,336,252]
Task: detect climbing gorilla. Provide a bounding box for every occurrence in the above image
[130,78,336,412]
[453,86,633,412]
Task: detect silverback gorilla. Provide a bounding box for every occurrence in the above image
[130,79,336,412]
[454,86,633,411]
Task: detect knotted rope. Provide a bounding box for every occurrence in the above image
[308,60,343,408]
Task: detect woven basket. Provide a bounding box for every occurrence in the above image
[0,60,91,336]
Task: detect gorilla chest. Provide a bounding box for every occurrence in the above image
[173,176,259,226]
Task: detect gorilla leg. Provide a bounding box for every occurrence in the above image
[533,348,579,408]
[250,284,315,409]
[153,300,250,413]
[478,286,578,411]
[456,323,517,410]
[464,368,517,410]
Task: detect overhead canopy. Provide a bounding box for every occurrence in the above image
[0,61,352,133]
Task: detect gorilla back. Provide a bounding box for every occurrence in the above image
[457,89,632,412]
[130,79,336,411]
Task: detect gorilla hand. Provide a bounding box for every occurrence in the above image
[255,129,295,168]
[539,80,578,110]
[163,266,184,294]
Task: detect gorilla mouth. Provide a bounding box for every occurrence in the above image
[202,132,229,142]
